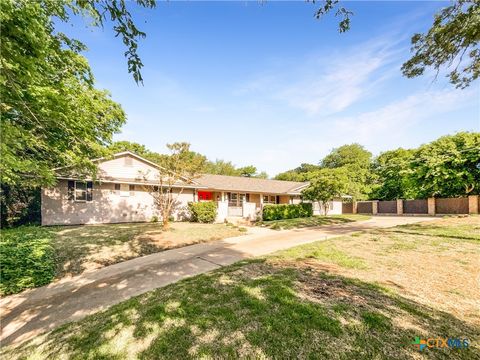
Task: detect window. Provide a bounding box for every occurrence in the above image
[68,181,93,202]
[227,193,247,206]
[263,195,277,204]
[129,184,135,196]
[114,184,121,191]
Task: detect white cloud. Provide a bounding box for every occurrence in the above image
[237,34,406,116]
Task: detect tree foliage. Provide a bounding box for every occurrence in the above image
[314,0,479,88]
[302,169,348,215]
[401,1,479,88]
[370,149,415,200]
[0,0,152,188]
[372,132,480,199]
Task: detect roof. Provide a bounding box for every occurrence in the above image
[196,174,308,195]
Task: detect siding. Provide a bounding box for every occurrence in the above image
[41,180,194,225]
[97,155,159,181]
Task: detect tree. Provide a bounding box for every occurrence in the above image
[238,165,258,177]
[371,148,415,200]
[203,159,240,176]
[0,0,154,188]
[320,144,373,199]
[401,1,479,89]
[410,132,480,198]
[314,0,479,88]
[147,142,205,230]
[302,169,348,215]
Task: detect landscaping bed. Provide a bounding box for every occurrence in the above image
[4,216,479,358]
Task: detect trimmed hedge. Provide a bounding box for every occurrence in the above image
[0,226,56,295]
[188,201,217,223]
[262,203,313,221]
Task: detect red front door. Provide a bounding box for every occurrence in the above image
[198,191,212,201]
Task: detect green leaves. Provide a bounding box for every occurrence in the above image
[1,0,127,187]
[401,0,480,88]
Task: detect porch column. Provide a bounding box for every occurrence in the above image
[260,193,264,208]
[372,201,379,215]
[193,189,198,202]
[221,191,225,201]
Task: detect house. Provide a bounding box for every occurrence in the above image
[41,151,343,225]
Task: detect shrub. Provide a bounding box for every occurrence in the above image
[262,203,313,221]
[188,202,217,223]
[0,226,56,295]
[150,216,158,223]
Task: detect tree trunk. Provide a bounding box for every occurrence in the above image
[162,217,170,230]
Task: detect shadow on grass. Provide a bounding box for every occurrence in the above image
[259,216,356,231]
[52,223,166,276]
[7,260,478,359]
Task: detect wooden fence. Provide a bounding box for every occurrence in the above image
[346,195,478,215]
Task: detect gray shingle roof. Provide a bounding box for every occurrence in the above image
[196,174,308,194]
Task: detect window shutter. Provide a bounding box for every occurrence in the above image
[86,181,93,201]
[67,180,75,200]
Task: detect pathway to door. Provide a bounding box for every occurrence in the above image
[1,216,434,347]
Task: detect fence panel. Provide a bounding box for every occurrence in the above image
[357,201,372,214]
[378,200,397,214]
[403,199,428,214]
[342,202,353,214]
[435,197,469,214]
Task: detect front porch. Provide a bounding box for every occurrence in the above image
[196,190,302,222]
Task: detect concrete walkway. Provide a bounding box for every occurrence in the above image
[0,216,433,347]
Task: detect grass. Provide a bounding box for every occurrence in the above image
[0,222,245,295]
[257,214,371,230]
[3,216,479,358]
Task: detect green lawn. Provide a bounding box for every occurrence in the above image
[257,214,370,230]
[4,216,479,359]
[0,222,246,295]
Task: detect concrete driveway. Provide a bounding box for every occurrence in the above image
[0,216,434,347]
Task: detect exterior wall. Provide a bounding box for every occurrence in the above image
[278,195,290,204]
[312,200,342,215]
[41,180,194,225]
[97,155,159,181]
[249,193,261,207]
[290,196,302,204]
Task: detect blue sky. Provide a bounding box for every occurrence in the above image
[61,1,479,176]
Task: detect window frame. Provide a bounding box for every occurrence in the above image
[73,181,93,202]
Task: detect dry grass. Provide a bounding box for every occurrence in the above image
[3,216,479,359]
[52,222,246,278]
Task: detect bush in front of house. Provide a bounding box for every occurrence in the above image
[262,203,313,221]
[0,226,56,295]
[188,202,217,223]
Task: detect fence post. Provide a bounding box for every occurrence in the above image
[372,201,378,215]
[468,195,479,214]
[352,201,357,214]
[427,197,436,216]
[396,199,403,215]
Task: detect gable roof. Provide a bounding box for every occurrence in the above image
[196,174,308,195]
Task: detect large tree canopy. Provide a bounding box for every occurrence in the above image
[1,0,154,188]
[316,0,479,88]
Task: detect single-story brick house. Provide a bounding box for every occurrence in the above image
[41,151,343,225]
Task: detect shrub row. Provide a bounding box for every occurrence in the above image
[262,203,313,221]
[0,226,56,295]
[188,201,217,223]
